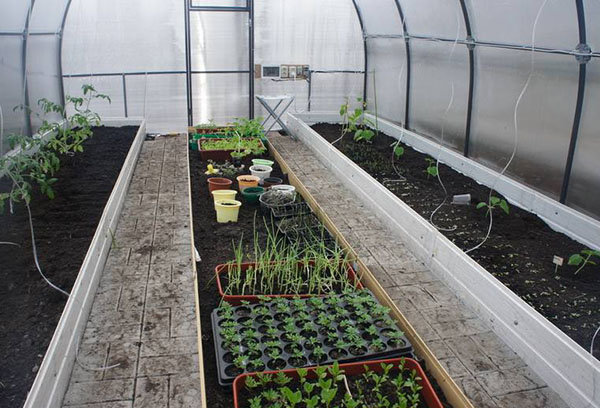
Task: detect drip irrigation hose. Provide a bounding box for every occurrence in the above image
[428,7,461,233]
[591,325,600,356]
[0,241,21,247]
[466,0,549,254]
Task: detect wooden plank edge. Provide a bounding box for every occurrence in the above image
[187,136,209,407]
[268,139,474,408]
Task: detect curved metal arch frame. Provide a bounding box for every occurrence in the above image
[350,0,368,103]
[392,0,411,128]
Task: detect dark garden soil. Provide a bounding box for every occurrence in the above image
[312,123,600,356]
[0,126,136,407]
[190,149,450,408]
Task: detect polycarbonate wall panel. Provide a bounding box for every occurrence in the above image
[567,60,600,220]
[29,0,67,33]
[585,0,600,50]
[126,74,187,132]
[365,38,406,125]
[399,0,466,38]
[354,0,403,35]
[63,0,185,74]
[0,0,30,32]
[466,0,578,49]
[309,73,363,112]
[254,80,308,121]
[192,73,248,125]
[470,48,579,199]
[26,35,62,129]
[190,11,248,71]
[0,36,25,154]
[408,41,469,151]
[64,76,126,119]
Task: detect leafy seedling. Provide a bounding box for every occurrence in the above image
[425,158,438,178]
[568,248,600,274]
[477,196,510,217]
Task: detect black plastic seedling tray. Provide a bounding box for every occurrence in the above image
[211,292,413,386]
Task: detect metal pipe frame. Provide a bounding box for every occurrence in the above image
[249,0,254,119]
[392,0,411,128]
[560,0,588,203]
[22,0,35,137]
[458,0,474,157]
[350,0,368,103]
[58,0,74,107]
[184,0,193,126]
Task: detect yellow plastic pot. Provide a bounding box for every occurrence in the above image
[215,199,242,223]
[236,175,260,191]
[211,189,237,204]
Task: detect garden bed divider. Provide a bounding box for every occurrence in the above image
[267,137,475,408]
[24,118,146,408]
[283,112,600,408]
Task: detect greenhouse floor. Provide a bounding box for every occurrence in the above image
[267,132,569,408]
[62,135,201,407]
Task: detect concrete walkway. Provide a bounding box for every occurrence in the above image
[62,135,201,408]
[269,132,568,408]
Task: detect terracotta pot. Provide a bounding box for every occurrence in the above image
[207,177,232,193]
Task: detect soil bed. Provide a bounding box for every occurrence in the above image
[311,123,600,354]
[190,148,450,407]
[0,126,137,406]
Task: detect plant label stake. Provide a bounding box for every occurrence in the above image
[553,255,563,274]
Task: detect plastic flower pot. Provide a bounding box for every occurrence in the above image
[189,138,199,151]
[271,184,296,197]
[263,177,283,188]
[252,158,274,167]
[240,186,264,204]
[258,189,295,216]
[215,260,363,304]
[211,189,237,204]
[233,358,443,408]
[249,165,273,185]
[214,199,242,223]
[207,177,233,193]
[236,175,260,191]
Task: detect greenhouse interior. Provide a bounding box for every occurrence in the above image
[1,0,600,407]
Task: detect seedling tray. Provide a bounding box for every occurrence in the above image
[211,291,413,386]
[198,138,266,161]
[233,357,443,408]
[215,260,363,305]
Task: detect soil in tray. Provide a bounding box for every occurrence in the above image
[190,148,451,408]
[312,123,600,354]
[0,126,136,406]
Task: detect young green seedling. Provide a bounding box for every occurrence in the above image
[425,158,438,178]
[477,195,510,216]
[568,248,600,274]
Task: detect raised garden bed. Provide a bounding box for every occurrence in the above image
[233,358,443,408]
[0,126,137,407]
[211,291,413,385]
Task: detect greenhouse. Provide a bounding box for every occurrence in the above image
[1,0,599,407]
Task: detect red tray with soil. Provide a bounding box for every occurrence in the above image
[0,126,136,406]
[198,138,266,161]
[233,357,443,408]
[215,260,363,305]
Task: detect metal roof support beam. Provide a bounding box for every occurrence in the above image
[458,0,474,157]
[350,0,368,104]
[22,0,35,137]
[560,0,590,203]
[393,0,411,128]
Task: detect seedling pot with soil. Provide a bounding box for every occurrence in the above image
[207,177,233,193]
[211,189,237,205]
[237,175,260,191]
[249,165,273,185]
[215,199,242,223]
[263,177,283,188]
[199,138,266,162]
[241,186,265,205]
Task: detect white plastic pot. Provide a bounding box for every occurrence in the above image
[271,184,296,200]
[249,165,273,185]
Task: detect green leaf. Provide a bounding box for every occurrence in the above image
[393,145,404,158]
[568,253,584,266]
[476,202,487,210]
[426,166,438,177]
[499,199,510,215]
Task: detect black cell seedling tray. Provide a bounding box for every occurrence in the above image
[211,291,414,386]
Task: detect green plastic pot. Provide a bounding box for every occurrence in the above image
[241,186,265,204]
[252,158,274,167]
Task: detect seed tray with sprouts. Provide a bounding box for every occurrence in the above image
[211,289,413,385]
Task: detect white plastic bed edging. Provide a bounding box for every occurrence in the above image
[286,113,600,408]
[294,112,600,251]
[23,119,146,408]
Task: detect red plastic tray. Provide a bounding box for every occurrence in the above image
[215,260,363,305]
[232,357,443,408]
